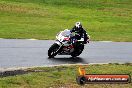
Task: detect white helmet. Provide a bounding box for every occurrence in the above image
[75,22,82,29]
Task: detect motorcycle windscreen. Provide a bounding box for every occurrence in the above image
[61,30,74,37]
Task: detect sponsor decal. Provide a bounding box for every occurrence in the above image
[76,66,131,85]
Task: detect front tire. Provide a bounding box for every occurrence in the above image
[48,43,60,58]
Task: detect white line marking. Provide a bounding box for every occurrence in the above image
[0,63,128,70]
[27,39,38,40]
[98,41,112,42]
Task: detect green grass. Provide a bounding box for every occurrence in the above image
[0,0,132,41]
[0,64,132,88]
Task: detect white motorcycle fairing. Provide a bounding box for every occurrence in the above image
[48,29,85,58]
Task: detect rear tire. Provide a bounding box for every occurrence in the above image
[71,44,84,57]
[48,43,60,58]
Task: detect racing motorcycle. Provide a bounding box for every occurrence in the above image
[48,29,86,58]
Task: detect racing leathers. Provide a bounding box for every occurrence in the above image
[70,26,89,44]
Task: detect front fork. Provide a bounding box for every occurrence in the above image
[55,41,64,54]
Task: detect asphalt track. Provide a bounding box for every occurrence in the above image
[0,39,132,68]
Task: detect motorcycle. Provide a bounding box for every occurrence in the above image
[48,29,86,58]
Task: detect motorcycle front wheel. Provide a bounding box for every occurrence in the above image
[48,43,60,58]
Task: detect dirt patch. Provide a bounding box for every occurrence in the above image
[0,70,27,77]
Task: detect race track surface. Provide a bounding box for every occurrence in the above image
[0,39,132,68]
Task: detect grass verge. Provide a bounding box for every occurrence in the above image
[0,0,132,41]
[0,63,132,88]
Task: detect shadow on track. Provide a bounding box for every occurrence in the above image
[48,57,88,64]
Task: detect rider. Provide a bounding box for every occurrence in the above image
[70,22,89,44]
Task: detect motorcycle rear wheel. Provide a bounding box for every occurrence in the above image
[48,43,60,58]
[71,44,84,57]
